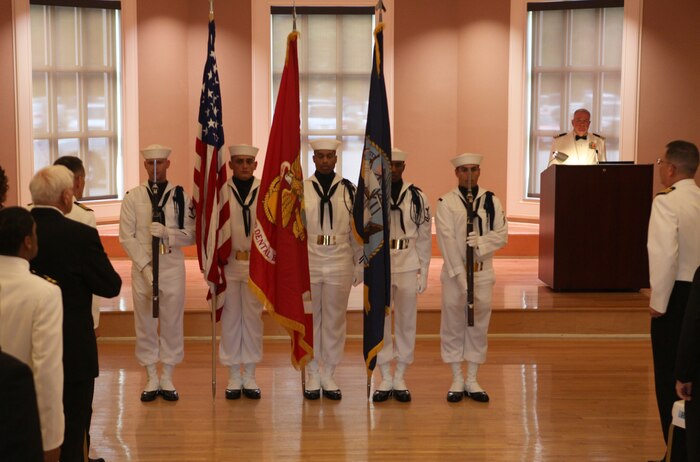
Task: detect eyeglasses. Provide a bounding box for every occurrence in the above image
[657,157,676,167]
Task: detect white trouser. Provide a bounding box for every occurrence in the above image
[440,267,494,364]
[132,259,185,366]
[310,272,353,367]
[219,278,264,365]
[377,270,418,366]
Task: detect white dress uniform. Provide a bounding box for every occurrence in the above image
[219,177,264,366]
[304,173,362,368]
[0,255,64,452]
[548,130,607,166]
[436,186,507,365]
[377,181,432,367]
[119,181,195,367]
[65,198,102,329]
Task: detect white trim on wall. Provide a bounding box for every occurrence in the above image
[505,0,642,221]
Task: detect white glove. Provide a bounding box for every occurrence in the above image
[466,231,482,249]
[352,265,364,287]
[141,265,154,286]
[150,222,168,238]
[456,274,468,294]
[416,271,429,294]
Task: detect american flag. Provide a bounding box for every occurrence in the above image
[193,18,231,320]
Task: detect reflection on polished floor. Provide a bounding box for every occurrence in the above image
[92,338,662,461]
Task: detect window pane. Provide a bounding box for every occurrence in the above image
[83,9,112,67]
[535,73,563,131]
[342,76,369,131]
[271,15,293,74]
[340,136,363,182]
[33,139,51,171]
[571,9,597,67]
[308,75,337,130]
[341,15,372,73]
[603,8,624,67]
[30,5,48,67]
[307,16,337,73]
[538,10,565,67]
[55,73,80,132]
[86,73,109,130]
[58,138,80,157]
[32,73,50,134]
[601,72,621,135]
[569,73,595,115]
[53,7,78,68]
[86,137,111,197]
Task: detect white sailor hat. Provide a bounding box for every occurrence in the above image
[310,138,341,152]
[451,153,483,167]
[392,148,408,162]
[228,144,259,158]
[140,144,172,160]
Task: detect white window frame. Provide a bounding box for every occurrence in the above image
[13,0,140,220]
[251,0,394,171]
[506,0,642,220]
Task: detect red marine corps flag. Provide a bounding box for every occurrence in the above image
[249,30,313,370]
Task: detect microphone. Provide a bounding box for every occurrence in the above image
[552,151,569,162]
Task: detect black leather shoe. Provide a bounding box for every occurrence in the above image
[465,390,490,402]
[89,458,106,462]
[225,388,241,400]
[303,389,320,400]
[242,387,261,399]
[322,389,342,400]
[160,389,179,401]
[372,389,392,402]
[446,391,464,403]
[393,389,411,402]
[140,390,158,402]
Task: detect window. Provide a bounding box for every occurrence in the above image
[31,1,122,200]
[270,7,374,182]
[525,1,623,198]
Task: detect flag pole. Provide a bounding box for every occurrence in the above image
[292,0,297,31]
[209,0,216,402]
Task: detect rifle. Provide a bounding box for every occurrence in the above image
[466,174,475,327]
[150,161,160,319]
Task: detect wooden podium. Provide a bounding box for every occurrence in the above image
[538,164,654,290]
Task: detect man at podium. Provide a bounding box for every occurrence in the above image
[548,108,607,166]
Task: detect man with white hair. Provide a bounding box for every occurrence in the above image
[548,108,607,166]
[29,165,122,462]
[436,153,508,403]
[220,144,264,400]
[302,138,363,400]
[372,148,432,403]
[119,145,195,402]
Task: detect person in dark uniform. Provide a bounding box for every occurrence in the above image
[29,165,122,462]
[647,140,700,462]
[676,266,700,461]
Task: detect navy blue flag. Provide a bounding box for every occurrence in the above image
[352,23,392,377]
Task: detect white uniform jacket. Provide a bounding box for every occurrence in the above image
[304,174,362,277]
[225,177,260,281]
[390,182,432,275]
[119,181,195,271]
[647,178,700,313]
[436,187,508,279]
[0,255,64,451]
[548,131,607,166]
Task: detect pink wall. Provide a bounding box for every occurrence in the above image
[0,0,18,207]
[637,0,700,191]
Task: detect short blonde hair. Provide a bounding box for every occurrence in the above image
[30,165,74,206]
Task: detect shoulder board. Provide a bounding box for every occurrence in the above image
[555,132,567,138]
[74,201,93,212]
[656,186,675,196]
[31,270,58,285]
[592,132,606,140]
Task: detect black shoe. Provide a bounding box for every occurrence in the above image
[372,389,392,402]
[465,390,490,402]
[140,390,158,402]
[160,389,179,401]
[89,458,106,462]
[225,388,241,400]
[322,389,342,400]
[393,389,411,402]
[303,389,320,400]
[242,387,261,399]
[446,391,464,403]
